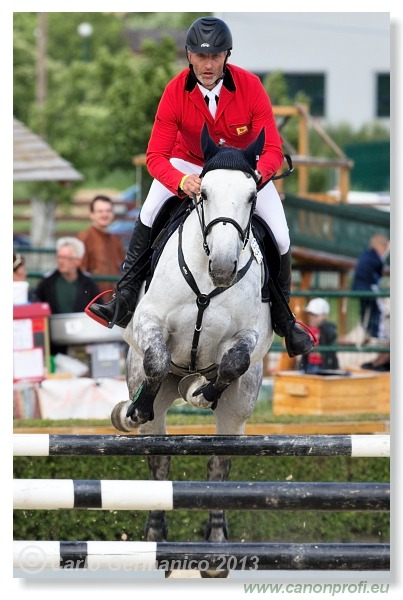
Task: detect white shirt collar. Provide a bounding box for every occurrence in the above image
[197,79,223,100]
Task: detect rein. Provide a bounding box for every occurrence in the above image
[177,203,254,373]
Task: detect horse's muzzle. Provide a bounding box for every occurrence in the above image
[208,260,238,287]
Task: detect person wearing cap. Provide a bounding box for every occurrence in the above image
[13,252,37,302]
[88,16,313,358]
[299,298,339,374]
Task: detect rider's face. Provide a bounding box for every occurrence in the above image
[188,51,227,89]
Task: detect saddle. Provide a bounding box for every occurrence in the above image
[145,196,281,302]
[149,196,193,277]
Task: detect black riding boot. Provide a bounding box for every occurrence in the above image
[89,219,151,328]
[269,249,314,358]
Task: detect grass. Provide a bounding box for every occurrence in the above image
[13,404,389,431]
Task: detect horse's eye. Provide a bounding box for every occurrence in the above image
[200,191,207,201]
[249,193,257,204]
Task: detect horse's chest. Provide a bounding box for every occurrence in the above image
[167,304,230,337]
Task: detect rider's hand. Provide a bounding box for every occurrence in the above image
[180,174,202,196]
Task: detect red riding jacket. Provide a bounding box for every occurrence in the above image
[146,64,284,197]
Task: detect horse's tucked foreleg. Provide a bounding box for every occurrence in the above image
[111,316,171,432]
[192,330,258,408]
[125,380,159,422]
[127,317,171,425]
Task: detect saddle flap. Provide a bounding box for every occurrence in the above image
[149,196,194,279]
[251,214,281,282]
[149,196,188,246]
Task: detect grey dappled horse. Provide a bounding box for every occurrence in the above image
[112,126,274,577]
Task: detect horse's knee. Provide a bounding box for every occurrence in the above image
[144,344,171,384]
[220,341,251,381]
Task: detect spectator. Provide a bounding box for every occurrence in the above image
[13,252,37,302]
[77,195,126,302]
[35,237,102,354]
[352,234,390,340]
[360,292,390,372]
[299,298,339,374]
[361,353,390,372]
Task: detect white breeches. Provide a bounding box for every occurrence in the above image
[140,158,290,255]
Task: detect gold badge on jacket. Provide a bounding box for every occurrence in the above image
[236,126,248,135]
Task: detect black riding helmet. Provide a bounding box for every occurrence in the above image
[185,16,232,55]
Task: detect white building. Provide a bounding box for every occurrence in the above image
[215,12,390,130]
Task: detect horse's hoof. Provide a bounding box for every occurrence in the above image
[178,374,212,409]
[178,373,203,400]
[111,401,141,432]
[200,569,229,579]
[125,404,153,426]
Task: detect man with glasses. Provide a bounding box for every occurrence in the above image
[35,237,102,355]
[35,237,101,316]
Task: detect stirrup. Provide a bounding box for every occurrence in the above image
[85,289,115,328]
[284,318,319,358]
[294,319,319,347]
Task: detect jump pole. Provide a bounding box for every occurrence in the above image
[13,479,390,511]
[13,434,390,457]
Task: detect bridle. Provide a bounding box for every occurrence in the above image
[176,189,256,373]
[191,188,257,256]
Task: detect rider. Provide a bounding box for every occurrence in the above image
[89,16,313,358]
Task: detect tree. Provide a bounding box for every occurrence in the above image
[29,37,177,176]
[14,13,180,246]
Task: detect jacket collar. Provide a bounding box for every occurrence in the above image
[185,65,236,92]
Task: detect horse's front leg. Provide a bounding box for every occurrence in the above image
[112,313,171,431]
[183,329,259,408]
[127,312,171,424]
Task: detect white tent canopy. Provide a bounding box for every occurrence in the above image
[13,118,83,183]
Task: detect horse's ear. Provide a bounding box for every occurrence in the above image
[201,123,219,162]
[242,128,265,169]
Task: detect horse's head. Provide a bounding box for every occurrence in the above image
[197,125,265,287]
